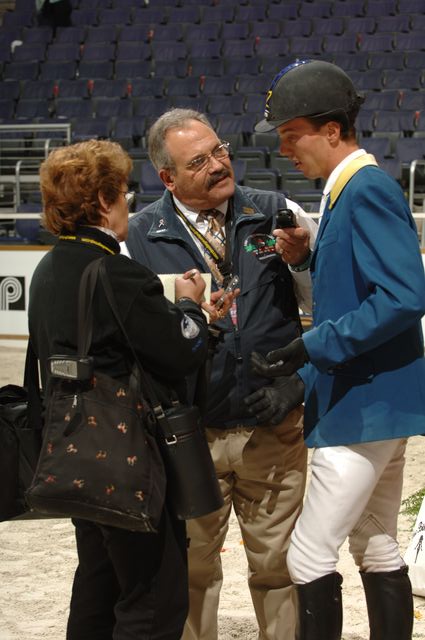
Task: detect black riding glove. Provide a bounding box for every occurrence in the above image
[251,338,309,378]
[244,374,305,426]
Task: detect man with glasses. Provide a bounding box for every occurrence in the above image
[125,108,317,640]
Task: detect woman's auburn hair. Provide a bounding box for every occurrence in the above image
[40,139,132,235]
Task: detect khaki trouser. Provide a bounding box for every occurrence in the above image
[182,407,307,640]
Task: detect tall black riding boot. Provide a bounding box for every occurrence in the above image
[360,566,414,640]
[296,572,343,640]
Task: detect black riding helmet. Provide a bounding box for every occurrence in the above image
[255,59,364,133]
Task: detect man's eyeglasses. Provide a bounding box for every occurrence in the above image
[186,141,231,172]
[120,190,135,206]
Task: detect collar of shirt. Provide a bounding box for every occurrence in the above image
[319,148,367,218]
[173,196,228,234]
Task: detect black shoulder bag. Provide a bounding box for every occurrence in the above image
[26,258,166,532]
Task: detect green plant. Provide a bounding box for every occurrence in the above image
[401,488,425,519]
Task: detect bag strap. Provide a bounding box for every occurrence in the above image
[77,257,103,356]
[24,338,43,431]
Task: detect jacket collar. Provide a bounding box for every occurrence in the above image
[329,153,378,210]
[146,186,265,241]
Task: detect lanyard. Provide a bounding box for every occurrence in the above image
[58,235,117,255]
[173,203,223,262]
[172,202,234,285]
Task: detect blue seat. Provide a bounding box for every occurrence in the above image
[255,37,290,58]
[291,35,324,56]
[189,41,221,59]
[20,79,55,99]
[0,99,15,120]
[245,94,265,115]
[168,95,208,112]
[359,33,394,52]
[410,15,425,30]
[2,61,39,81]
[72,118,112,142]
[394,138,424,165]
[12,42,47,62]
[207,94,245,116]
[375,15,410,33]
[249,21,280,38]
[400,89,425,111]
[15,98,52,120]
[91,79,129,98]
[152,59,188,79]
[56,79,91,99]
[350,69,384,90]
[85,25,118,43]
[167,6,202,24]
[166,76,200,97]
[221,39,255,58]
[21,26,53,46]
[364,90,400,110]
[368,52,405,71]
[244,168,281,191]
[356,110,376,135]
[133,96,169,118]
[39,60,77,80]
[188,58,225,77]
[322,34,359,54]
[55,98,94,120]
[236,74,270,95]
[151,41,187,62]
[385,70,424,91]
[131,7,168,26]
[358,136,392,163]
[364,0,397,16]
[313,17,345,36]
[201,6,235,23]
[298,1,333,18]
[223,57,259,76]
[0,43,12,63]
[46,42,81,61]
[235,5,267,22]
[78,61,114,79]
[394,32,425,52]
[114,60,152,79]
[183,22,221,43]
[221,22,250,40]
[202,76,236,96]
[151,24,185,42]
[268,4,298,20]
[115,42,151,62]
[80,42,116,62]
[54,26,86,44]
[331,0,365,16]
[71,8,99,26]
[343,16,376,34]
[2,9,34,28]
[403,0,425,11]
[130,78,165,99]
[119,25,149,43]
[280,18,312,37]
[139,160,165,195]
[335,52,370,71]
[97,7,131,25]
[114,117,146,148]
[95,97,132,118]
[399,111,421,135]
[373,110,401,134]
[0,80,20,100]
[405,52,425,70]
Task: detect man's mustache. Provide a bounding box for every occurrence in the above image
[207,169,231,189]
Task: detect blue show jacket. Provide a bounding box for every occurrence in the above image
[301,160,425,447]
[127,186,302,428]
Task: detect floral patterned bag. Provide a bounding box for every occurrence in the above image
[25,258,166,532]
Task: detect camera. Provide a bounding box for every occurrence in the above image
[275,208,296,229]
[48,356,93,381]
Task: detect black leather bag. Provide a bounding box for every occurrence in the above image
[0,382,42,521]
[26,258,166,532]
